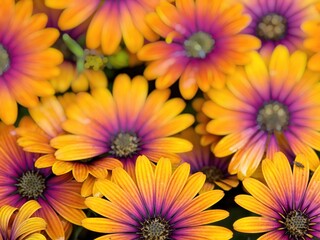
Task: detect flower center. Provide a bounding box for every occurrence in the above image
[201,166,223,183]
[256,13,287,41]
[16,170,46,199]
[284,210,309,238]
[83,49,108,71]
[140,217,170,240]
[184,31,215,59]
[109,132,140,158]
[257,101,289,132]
[0,44,10,75]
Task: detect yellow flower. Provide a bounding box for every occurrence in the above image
[201,45,320,179]
[0,200,46,240]
[82,155,233,239]
[234,152,320,239]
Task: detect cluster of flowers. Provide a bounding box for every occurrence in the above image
[1,0,320,239]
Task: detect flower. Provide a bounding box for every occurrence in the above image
[138,0,260,99]
[45,0,160,54]
[0,123,86,239]
[49,61,108,93]
[302,17,320,71]
[50,74,194,181]
[178,127,239,192]
[193,97,221,147]
[0,0,63,124]
[16,95,111,197]
[240,0,319,56]
[234,152,320,239]
[82,155,233,239]
[201,45,320,179]
[0,200,46,240]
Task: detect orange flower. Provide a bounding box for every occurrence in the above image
[45,0,161,54]
[138,0,260,99]
[0,0,62,124]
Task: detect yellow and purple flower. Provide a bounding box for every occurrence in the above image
[0,200,46,240]
[0,123,86,240]
[178,127,239,192]
[234,152,320,239]
[202,45,320,179]
[138,0,260,99]
[50,74,194,180]
[0,0,63,124]
[16,95,114,197]
[45,0,160,54]
[82,155,233,239]
[240,0,319,56]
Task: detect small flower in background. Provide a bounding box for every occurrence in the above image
[0,123,86,239]
[50,74,194,180]
[240,0,319,56]
[302,17,320,71]
[201,45,320,179]
[234,152,320,239]
[193,97,221,147]
[49,61,108,93]
[45,0,161,54]
[82,155,233,240]
[138,0,260,99]
[0,200,46,240]
[178,127,239,192]
[0,0,63,124]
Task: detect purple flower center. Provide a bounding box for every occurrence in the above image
[257,101,289,132]
[284,210,309,238]
[201,166,223,183]
[140,217,170,239]
[16,170,46,199]
[0,44,10,75]
[109,132,140,158]
[256,13,287,41]
[184,31,215,59]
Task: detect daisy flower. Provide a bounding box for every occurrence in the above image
[302,18,320,71]
[82,155,233,239]
[240,0,319,56]
[0,123,86,240]
[50,74,194,180]
[49,61,108,93]
[45,0,160,54]
[178,127,239,192]
[202,45,320,179]
[0,0,63,124]
[234,152,320,239]
[17,95,114,197]
[138,0,260,99]
[0,200,46,240]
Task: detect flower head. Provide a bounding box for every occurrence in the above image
[82,155,232,239]
[241,0,319,56]
[201,45,320,178]
[45,0,161,54]
[50,74,194,181]
[0,123,86,240]
[178,127,239,192]
[49,61,108,93]
[0,200,46,240]
[138,0,260,99]
[234,152,320,239]
[0,0,63,124]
